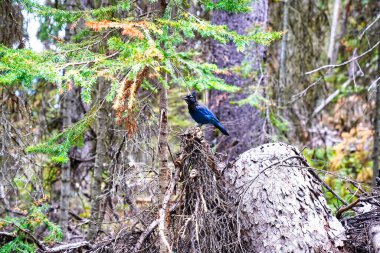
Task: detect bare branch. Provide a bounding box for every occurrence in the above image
[336,199,360,219]
[305,40,380,75]
[45,241,90,252]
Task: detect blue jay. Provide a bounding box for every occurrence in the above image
[183,91,229,136]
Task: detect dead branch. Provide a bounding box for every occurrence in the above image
[311,79,351,118]
[44,241,90,252]
[132,220,160,253]
[305,40,380,75]
[336,199,360,219]
[307,167,348,205]
[158,160,180,253]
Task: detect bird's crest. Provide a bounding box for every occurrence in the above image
[184,91,197,102]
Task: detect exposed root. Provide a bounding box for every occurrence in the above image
[170,127,245,253]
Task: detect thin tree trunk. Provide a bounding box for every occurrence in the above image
[278,0,289,106]
[328,0,341,64]
[59,162,70,240]
[155,1,170,251]
[158,85,170,253]
[88,77,110,240]
[373,47,380,186]
[59,0,76,240]
[60,87,81,240]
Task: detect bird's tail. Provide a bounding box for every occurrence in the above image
[213,121,229,136]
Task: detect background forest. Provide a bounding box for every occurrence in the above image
[0,0,379,252]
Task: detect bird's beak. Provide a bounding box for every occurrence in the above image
[182,96,188,100]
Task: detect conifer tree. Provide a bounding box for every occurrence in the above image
[0,0,281,248]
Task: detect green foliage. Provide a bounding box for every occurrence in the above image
[26,108,97,163]
[0,45,59,86]
[16,0,131,25]
[201,0,251,13]
[303,132,373,213]
[5,0,281,164]
[159,14,282,50]
[269,112,289,133]
[3,0,281,102]
[0,205,62,253]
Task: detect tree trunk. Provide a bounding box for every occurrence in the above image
[60,85,83,240]
[278,0,289,107]
[209,0,268,160]
[327,0,341,64]
[269,0,329,145]
[225,142,346,252]
[59,0,77,240]
[88,77,111,240]
[372,47,380,186]
[0,0,24,214]
[158,85,170,253]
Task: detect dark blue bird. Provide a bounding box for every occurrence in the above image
[183,91,229,136]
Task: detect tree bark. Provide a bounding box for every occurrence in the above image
[225,142,346,252]
[269,0,329,144]
[209,0,268,161]
[0,0,23,47]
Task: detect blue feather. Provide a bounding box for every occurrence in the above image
[184,93,229,136]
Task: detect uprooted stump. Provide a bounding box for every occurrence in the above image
[344,207,380,252]
[171,127,244,252]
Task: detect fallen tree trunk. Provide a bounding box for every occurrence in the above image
[224,142,347,252]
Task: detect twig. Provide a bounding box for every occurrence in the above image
[359,14,380,40]
[307,168,348,205]
[59,51,119,69]
[158,165,180,253]
[291,151,350,206]
[133,164,180,253]
[7,222,46,251]
[336,199,360,219]
[0,231,16,240]
[311,79,351,118]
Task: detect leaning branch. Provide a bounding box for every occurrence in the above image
[311,79,351,118]
[305,40,380,75]
[336,199,360,219]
